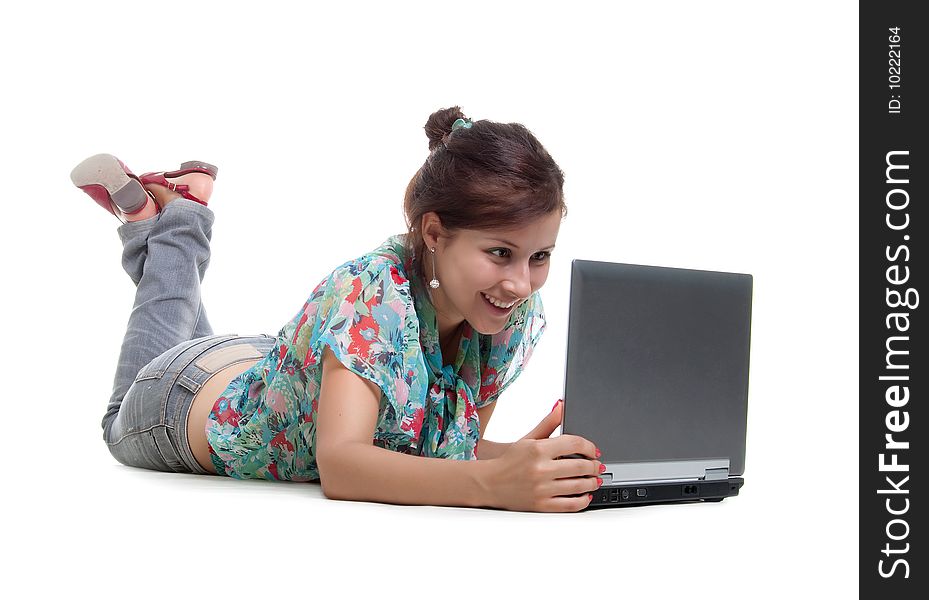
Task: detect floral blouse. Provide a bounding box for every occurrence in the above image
[205,234,546,481]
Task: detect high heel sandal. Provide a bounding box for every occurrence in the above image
[71,155,219,222]
[139,161,219,206]
[70,153,154,224]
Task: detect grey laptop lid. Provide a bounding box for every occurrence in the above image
[562,260,752,481]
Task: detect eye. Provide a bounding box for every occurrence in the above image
[489,248,552,262]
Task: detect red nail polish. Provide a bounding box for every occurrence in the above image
[597,477,603,487]
[551,399,562,413]
[595,447,601,458]
[599,463,606,473]
[587,494,593,502]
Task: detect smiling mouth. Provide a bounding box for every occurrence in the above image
[481,292,519,312]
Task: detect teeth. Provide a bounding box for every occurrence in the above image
[482,292,516,309]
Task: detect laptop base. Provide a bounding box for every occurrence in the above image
[585,477,744,509]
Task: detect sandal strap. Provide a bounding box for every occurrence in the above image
[139,172,190,193]
[138,172,207,205]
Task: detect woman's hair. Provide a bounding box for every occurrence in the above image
[403,106,567,279]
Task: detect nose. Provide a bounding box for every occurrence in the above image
[502,261,532,299]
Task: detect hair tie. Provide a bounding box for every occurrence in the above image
[451,118,472,132]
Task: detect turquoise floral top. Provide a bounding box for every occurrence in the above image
[205,234,546,481]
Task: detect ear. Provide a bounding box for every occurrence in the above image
[420,212,447,251]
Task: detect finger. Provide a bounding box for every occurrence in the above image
[540,493,594,513]
[538,434,599,460]
[544,473,602,499]
[522,400,563,440]
[547,457,602,480]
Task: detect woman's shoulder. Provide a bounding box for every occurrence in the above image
[298,234,410,310]
[306,234,424,393]
[327,234,411,287]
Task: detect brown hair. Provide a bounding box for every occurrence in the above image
[403,106,567,279]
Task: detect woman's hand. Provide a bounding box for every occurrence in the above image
[481,400,602,512]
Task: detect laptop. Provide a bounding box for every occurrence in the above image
[559,259,753,508]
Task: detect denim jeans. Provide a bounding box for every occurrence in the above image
[100,200,274,474]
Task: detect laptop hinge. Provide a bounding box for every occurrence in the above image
[704,467,729,481]
[600,458,731,486]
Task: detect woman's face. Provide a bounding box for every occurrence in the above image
[422,209,562,338]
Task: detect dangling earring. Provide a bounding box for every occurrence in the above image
[429,247,440,289]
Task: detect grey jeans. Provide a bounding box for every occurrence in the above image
[101,200,274,474]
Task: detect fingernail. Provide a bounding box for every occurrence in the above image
[550,399,562,413]
[596,477,603,487]
[596,447,601,458]
[599,463,606,473]
[587,494,593,502]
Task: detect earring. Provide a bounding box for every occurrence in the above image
[429,247,440,289]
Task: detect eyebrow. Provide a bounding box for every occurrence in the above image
[489,238,557,251]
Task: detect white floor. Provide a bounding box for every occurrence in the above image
[9,440,855,598]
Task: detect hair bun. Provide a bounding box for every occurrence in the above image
[424,106,468,151]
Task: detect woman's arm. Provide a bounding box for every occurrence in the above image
[315,346,600,511]
[319,440,492,507]
[315,346,491,507]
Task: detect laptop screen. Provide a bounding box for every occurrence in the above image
[562,260,753,475]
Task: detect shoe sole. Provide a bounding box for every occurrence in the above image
[175,161,219,179]
[70,153,148,214]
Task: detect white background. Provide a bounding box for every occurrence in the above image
[1,1,857,597]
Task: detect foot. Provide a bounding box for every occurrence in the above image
[123,194,160,222]
[143,172,214,211]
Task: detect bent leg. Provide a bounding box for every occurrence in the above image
[102,201,216,436]
[116,208,214,338]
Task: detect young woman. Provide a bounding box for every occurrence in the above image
[72,106,604,513]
